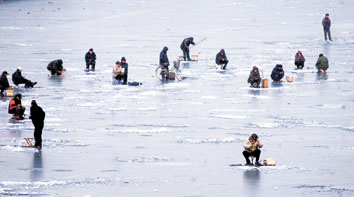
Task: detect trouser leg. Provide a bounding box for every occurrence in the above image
[183,49,188,61]
[243,151,251,164]
[328,29,332,40]
[222,60,229,69]
[186,50,191,60]
[15,106,25,117]
[324,29,328,41]
[86,63,90,69]
[253,149,261,162]
[123,73,128,84]
[91,62,95,70]
[34,124,43,147]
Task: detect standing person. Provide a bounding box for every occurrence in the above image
[215,49,229,70]
[120,57,128,85]
[247,66,262,88]
[112,61,125,84]
[180,37,195,61]
[160,46,169,72]
[8,94,25,120]
[243,133,263,166]
[85,48,96,71]
[30,100,45,149]
[315,54,329,73]
[271,64,285,82]
[0,71,10,96]
[322,13,332,41]
[294,51,305,70]
[12,67,37,88]
[47,59,64,76]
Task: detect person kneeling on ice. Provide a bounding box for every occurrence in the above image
[8,94,25,120]
[216,49,229,70]
[271,64,284,82]
[315,54,329,73]
[120,57,129,85]
[294,51,305,70]
[160,46,170,73]
[247,66,261,88]
[113,61,125,84]
[47,59,64,76]
[30,100,45,149]
[12,67,37,88]
[243,133,263,166]
[180,37,195,61]
[0,71,10,96]
[85,48,96,71]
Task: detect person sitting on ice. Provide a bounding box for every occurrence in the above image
[215,49,229,70]
[12,67,37,88]
[85,48,96,71]
[315,54,329,73]
[294,51,305,70]
[120,57,129,85]
[271,64,284,82]
[8,93,26,120]
[247,66,261,88]
[243,133,263,166]
[47,59,64,76]
[113,61,125,84]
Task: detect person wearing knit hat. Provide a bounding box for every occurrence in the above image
[30,100,45,149]
[0,71,10,96]
[12,67,37,88]
[322,13,332,41]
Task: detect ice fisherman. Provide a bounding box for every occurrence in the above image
[47,59,64,76]
[30,100,45,149]
[112,61,125,84]
[180,37,195,61]
[271,64,284,82]
[12,67,37,88]
[243,133,263,166]
[215,49,229,70]
[85,48,96,71]
[294,51,305,70]
[160,46,169,72]
[322,13,332,41]
[315,54,329,73]
[8,93,25,120]
[0,71,10,96]
[247,66,262,88]
[120,57,129,85]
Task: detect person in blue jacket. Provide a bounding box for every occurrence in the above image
[271,64,284,82]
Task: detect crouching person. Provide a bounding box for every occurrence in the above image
[243,133,263,166]
[8,94,25,120]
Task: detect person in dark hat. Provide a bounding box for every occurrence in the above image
[160,46,170,72]
[322,13,332,41]
[120,57,128,84]
[30,100,45,148]
[180,37,195,61]
[316,53,329,73]
[85,48,96,71]
[0,71,10,96]
[8,94,25,120]
[12,67,37,88]
[243,133,263,166]
[271,64,284,82]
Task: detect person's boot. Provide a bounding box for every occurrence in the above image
[32,82,37,87]
[255,161,263,166]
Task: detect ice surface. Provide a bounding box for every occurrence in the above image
[1,0,354,196]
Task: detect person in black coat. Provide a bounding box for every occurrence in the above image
[85,48,96,71]
[180,37,195,61]
[30,100,45,148]
[120,57,128,85]
[0,71,10,96]
[271,64,285,82]
[215,49,229,70]
[159,46,169,72]
[47,59,64,76]
[12,67,37,88]
[322,13,332,41]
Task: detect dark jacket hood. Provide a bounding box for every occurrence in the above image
[163,47,168,52]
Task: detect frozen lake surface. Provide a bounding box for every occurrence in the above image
[1,0,354,196]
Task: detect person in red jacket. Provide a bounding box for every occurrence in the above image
[8,94,26,120]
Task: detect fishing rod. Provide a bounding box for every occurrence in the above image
[190,37,207,49]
